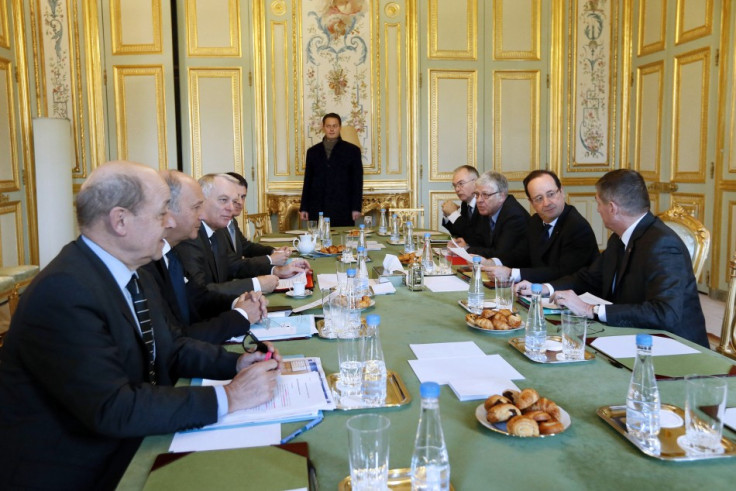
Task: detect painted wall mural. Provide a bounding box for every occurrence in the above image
[302,0,372,165]
[40,0,71,119]
[574,0,610,165]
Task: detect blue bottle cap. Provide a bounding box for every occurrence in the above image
[424,232,431,238]
[392,213,397,217]
[324,217,330,222]
[357,246,365,252]
[319,211,323,216]
[472,256,482,263]
[407,221,413,226]
[636,333,653,347]
[360,224,365,229]
[366,314,380,326]
[531,284,543,294]
[381,208,385,212]
[347,268,356,277]
[420,382,440,398]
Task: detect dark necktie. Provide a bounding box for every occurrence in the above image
[542,223,552,243]
[490,217,496,233]
[166,250,190,325]
[611,237,625,295]
[126,275,157,385]
[228,221,237,249]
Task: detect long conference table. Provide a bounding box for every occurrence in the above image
[119,229,736,490]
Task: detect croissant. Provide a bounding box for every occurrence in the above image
[486,403,521,423]
[497,309,513,317]
[527,397,561,420]
[524,410,552,422]
[491,316,510,330]
[474,317,495,330]
[506,415,539,437]
[539,420,565,435]
[466,313,478,324]
[480,308,496,319]
[483,394,512,411]
[507,313,522,328]
[511,388,539,410]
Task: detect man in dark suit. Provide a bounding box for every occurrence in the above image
[442,165,484,245]
[224,171,290,261]
[452,171,530,266]
[141,170,264,344]
[482,170,599,283]
[176,174,309,297]
[517,169,708,347]
[0,161,281,489]
[299,112,363,226]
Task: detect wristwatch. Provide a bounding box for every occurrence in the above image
[592,304,600,321]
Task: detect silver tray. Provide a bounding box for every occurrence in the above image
[509,336,595,363]
[597,404,736,461]
[326,370,411,410]
[339,468,455,490]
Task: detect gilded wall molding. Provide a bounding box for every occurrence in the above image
[82,0,106,168]
[428,190,456,231]
[675,0,713,46]
[637,0,666,56]
[186,0,241,57]
[0,200,24,265]
[493,0,541,61]
[634,60,664,181]
[0,57,20,192]
[428,0,477,60]
[0,0,9,48]
[270,20,290,176]
[110,0,163,54]
[112,65,168,169]
[672,193,705,223]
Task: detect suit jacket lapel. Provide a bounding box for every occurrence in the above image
[614,212,655,297]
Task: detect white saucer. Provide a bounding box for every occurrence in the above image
[285,289,313,298]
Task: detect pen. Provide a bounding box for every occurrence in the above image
[280,413,324,444]
[247,330,272,360]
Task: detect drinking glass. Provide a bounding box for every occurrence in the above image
[336,324,363,398]
[363,215,374,229]
[495,277,514,310]
[560,311,587,360]
[438,248,452,274]
[680,375,727,454]
[346,414,390,491]
[307,220,318,237]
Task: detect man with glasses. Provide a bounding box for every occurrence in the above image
[452,171,529,265]
[481,170,599,283]
[442,165,482,244]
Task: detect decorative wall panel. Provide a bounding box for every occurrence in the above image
[568,193,606,248]
[672,48,709,182]
[675,0,713,45]
[568,0,617,170]
[428,190,458,231]
[384,22,401,174]
[186,0,240,56]
[0,201,22,266]
[113,66,167,169]
[110,0,162,54]
[0,58,18,189]
[637,0,665,56]
[494,70,539,179]
[0,0,8,48]
[270,21,289,176]
[494,0,540,60]
[188,68,243,177]
[634,61,663,180]
[429,70,476,181]
[429,0,476,59]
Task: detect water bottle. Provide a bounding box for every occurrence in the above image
[626,333,661,453]
[317,211,325,240]
[322,218,332,247]
[358,224,367,252]
[361,314,387,407]
[337,269,363,397]
[410,382,450,491]
[467,256,484,314]
[524,284,547,361]
[404,221,415,253]
[355,246,370,296]
[378,208,388,235]
[421,233,434,274]
[390,213,400,242]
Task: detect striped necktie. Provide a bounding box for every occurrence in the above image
[126,275,157,385]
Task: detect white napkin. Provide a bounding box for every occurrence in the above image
[382,254,405,274]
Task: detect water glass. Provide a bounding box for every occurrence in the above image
[495,277,514,310]
[336,259,350,288]
[364,215,374,229]
[560,311,587,360]
[307,220,318,237]
[337,325,363,397]
[681,375,727,454]
[321,287,335,335]
[346,414,390,491]
[438,248,452,274]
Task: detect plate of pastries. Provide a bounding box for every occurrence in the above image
[475,388,570,437]
[317,244,346,255]
[398,252,417,265]
[347,228,374,237]
[465,309,523,333]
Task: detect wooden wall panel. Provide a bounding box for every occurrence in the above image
[676,0,713,45]
[270,21,289,176]
[0,58,18,187]
[638,0,665,55]
[187,0,240,56]
[494,70,539,180]
[634,61,663,180]
[111,0,161,53]
[494,0,540,60]
[429,0,476,59]
[672,48,709,182]
[0,201,22,266]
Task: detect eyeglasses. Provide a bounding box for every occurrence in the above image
[452,178,476,189]
[529,188,561,205]
[473,190,500,201]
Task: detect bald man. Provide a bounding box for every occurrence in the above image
[0,162,281,490]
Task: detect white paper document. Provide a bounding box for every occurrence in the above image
[590,334,699,358]
[724,407,736,432]
[408,354,524,385]
[169,423,281,452]
[371,281,396,295]
[317,273,338,290]
[449,377,521,402]
[410,341,485,360]
[424,275,470,292]
[449,246,474,263]
[578,292,613,305]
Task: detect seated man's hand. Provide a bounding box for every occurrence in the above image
[273,263,307,279]
[447,237,468,250]
[352,210,362,221]
[516,280,543,297]
[236,340,281,371]
[233,291,268,323]
[442,200,459,216]
[225,358,281,412]
[269,250,290,266]
[257,274,279,293]
[481,264,511,281]
[552,290,591,317]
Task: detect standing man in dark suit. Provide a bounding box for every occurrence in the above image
[452,171,530,266]
[517,169,708,347]
[224,171,290,261]
[299,112,363,226]
[0,161,281,490]
[482,170,599,283]
[442,165,484,245]
[176,174,309,297]
[141,170,264,344]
